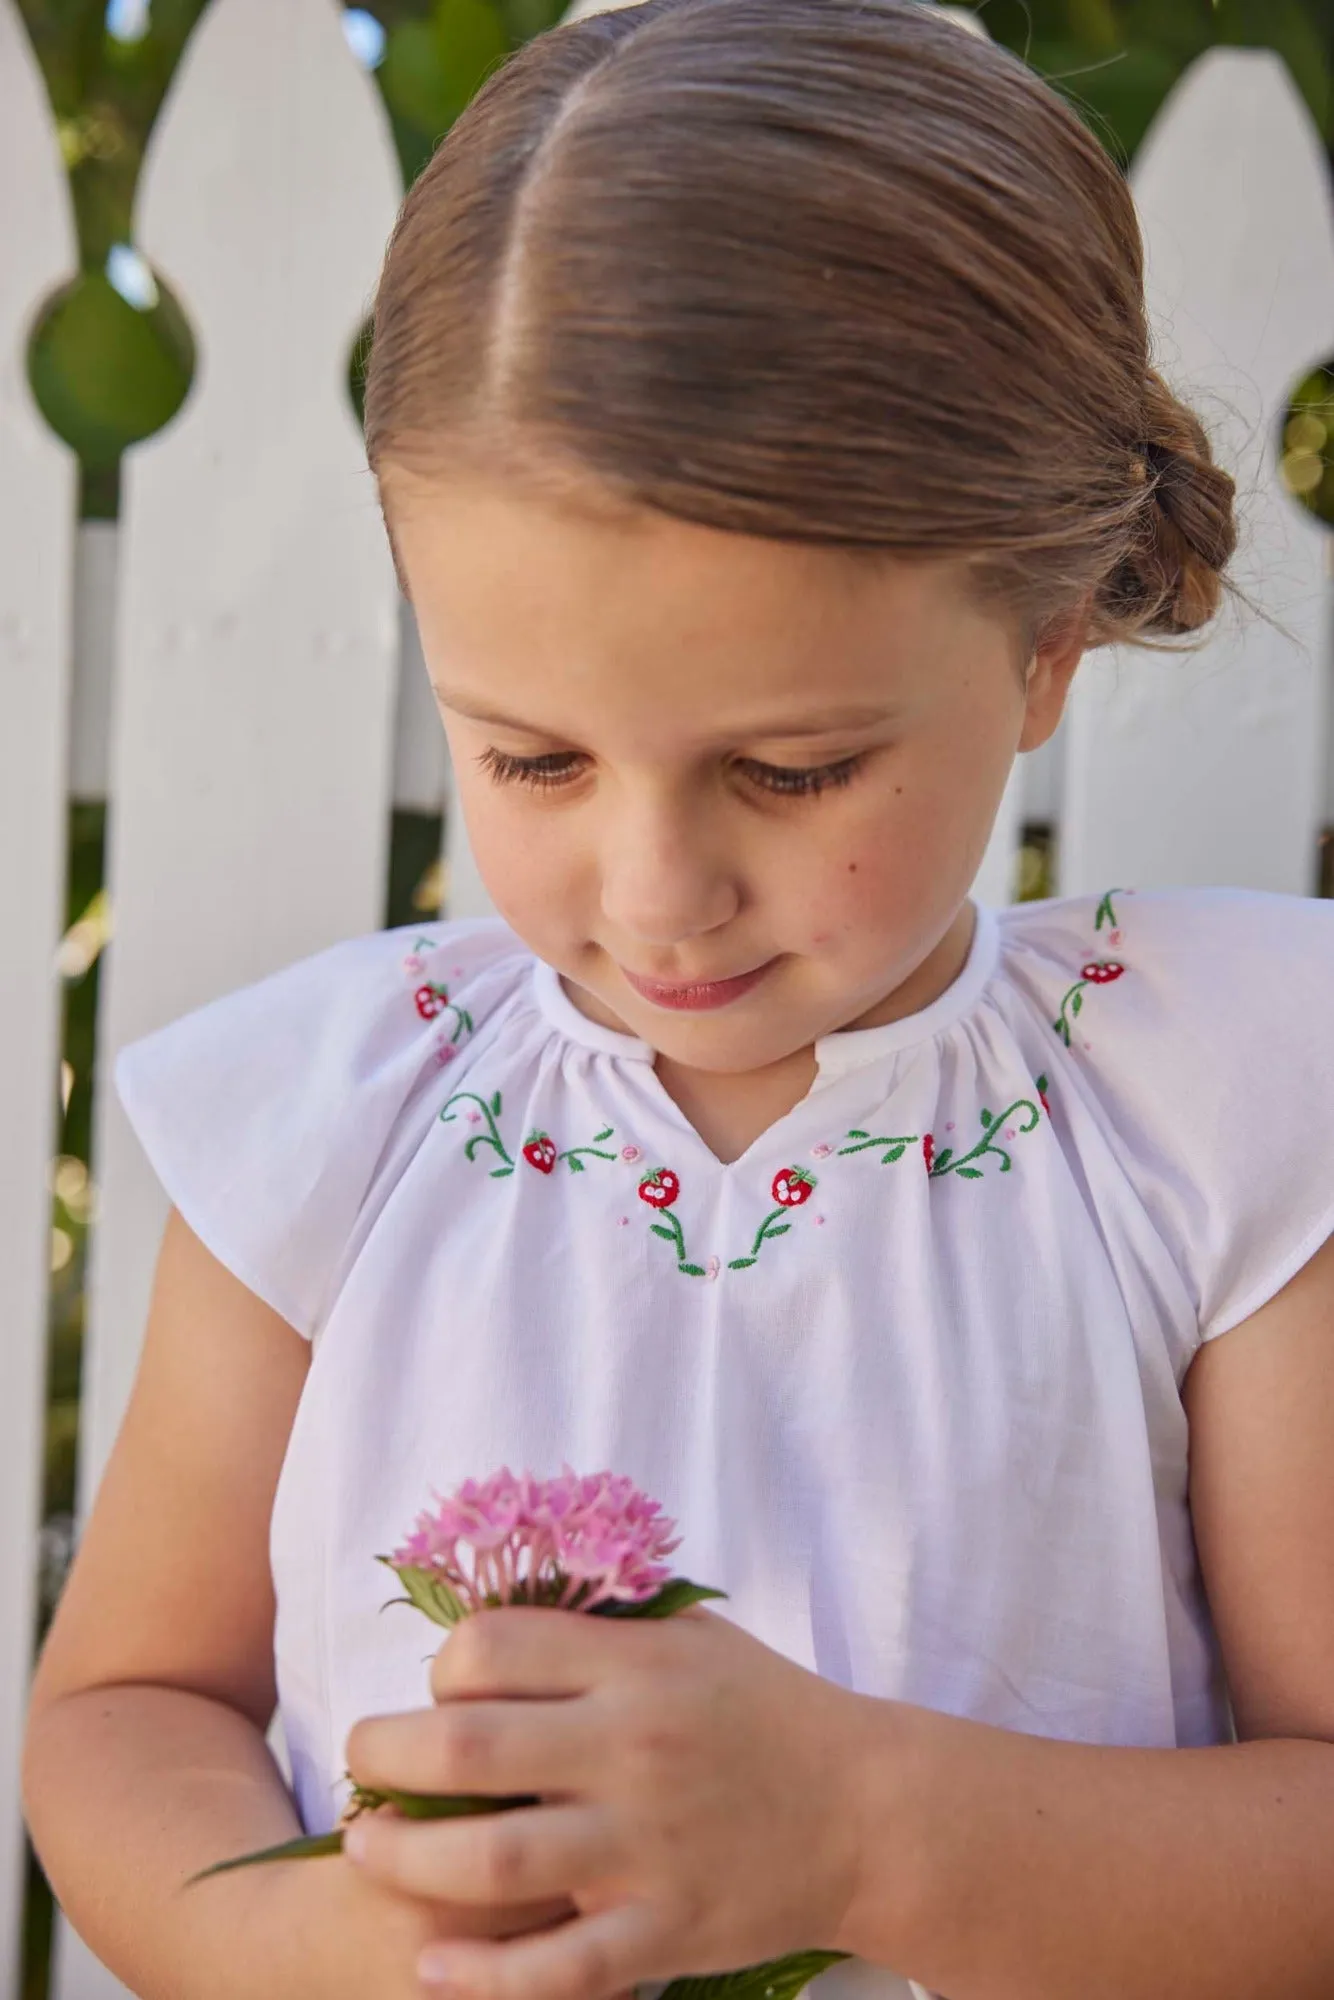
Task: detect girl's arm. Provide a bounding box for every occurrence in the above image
[835,1229,1334,2000]
[21,1210,567,2000]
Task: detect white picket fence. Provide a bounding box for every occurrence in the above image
[2,0,1333,1993]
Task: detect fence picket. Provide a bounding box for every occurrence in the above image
[57,1,402,1991]
[0,2,78,1989]
[1061,49,1334,896]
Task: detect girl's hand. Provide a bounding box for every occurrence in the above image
[256,1835,579,2000]
[343,1606,869,2000]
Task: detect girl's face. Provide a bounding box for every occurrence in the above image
[390,469,1080,1077]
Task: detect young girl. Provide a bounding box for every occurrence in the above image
[23,3,1334,1997]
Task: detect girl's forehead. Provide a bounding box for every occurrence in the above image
[389,468,995,707]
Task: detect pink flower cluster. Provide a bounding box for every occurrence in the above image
[390,1465,682,1614]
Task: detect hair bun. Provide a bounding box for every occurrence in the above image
[1097,369,1238,640]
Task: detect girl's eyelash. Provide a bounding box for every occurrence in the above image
[477,747,584,789]
[738,755,864,796]
[477,746,865,797]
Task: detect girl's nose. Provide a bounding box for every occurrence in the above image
[598,799,740,947]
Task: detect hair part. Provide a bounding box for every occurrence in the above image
[365,0,1238,649]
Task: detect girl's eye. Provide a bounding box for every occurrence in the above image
[736,755,863,797]
[478,747,586,789]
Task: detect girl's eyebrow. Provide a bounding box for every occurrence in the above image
[432,686,899,738]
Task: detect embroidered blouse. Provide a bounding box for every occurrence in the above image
[114,886,1334,2000]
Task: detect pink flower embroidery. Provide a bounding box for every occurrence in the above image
[704,1255,721,1281]
[404,954,425,976]
[621,1145,643,1165]
[810,1143,833,1160]
[388,1466,683,1615]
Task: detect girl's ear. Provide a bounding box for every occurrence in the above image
[1017,608,1088,753]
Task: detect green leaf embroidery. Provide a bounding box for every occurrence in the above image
[727,1256,757,1270]
[679,1263,708,1277]
[490,1090,502,1115]
[650,1224,678,1241]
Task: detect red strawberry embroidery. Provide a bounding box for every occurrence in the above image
[414,982,450,1021]
[1080,961,1124,985]
[638,1168,681,1210]
[922,1134,936,1174]
[522,1131,557,1175]
[771,1166,815,1208]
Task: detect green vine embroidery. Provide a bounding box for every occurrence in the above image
[440,1091,515,1178]
[837,1129,919,1163]
[727,1167,817,1270]
[924,1096,1041,1179]
[1094,889,1125,932]
[1053,958,1126,1045]
[559,1127,617,1173]
[637,1169,707,1277]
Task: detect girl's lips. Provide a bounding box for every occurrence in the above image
[620,961,775,1012]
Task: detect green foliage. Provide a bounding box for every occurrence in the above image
[14,0,1334,522]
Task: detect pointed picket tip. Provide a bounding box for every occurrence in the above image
[1132,46,1334,426]
[133,0,402,430]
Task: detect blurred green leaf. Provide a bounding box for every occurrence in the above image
[28,270,191,467]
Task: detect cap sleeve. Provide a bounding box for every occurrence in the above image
[113,918,524,1339]
[1024,888,1334,1346]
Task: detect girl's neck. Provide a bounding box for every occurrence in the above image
[653,904,977,1164]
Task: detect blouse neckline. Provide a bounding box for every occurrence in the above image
[528,903,1000,1077]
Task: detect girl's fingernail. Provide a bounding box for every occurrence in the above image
[343,1823,367,1862]
[418,1946,460,1986]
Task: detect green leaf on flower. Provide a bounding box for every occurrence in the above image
[981,1107,993,1124]
[658,1947,851,2000]
[1072,991,1083,1015]
[766,1223,791,1238]
[934,1148,953,1172]
[378,1787,535,1820]
[491,1166,514,1179]
[956,1167,983,1179]
[728,1256,757,1269]
[595,1127,614,1142]
[490,1090,503,1114]
[650,1223,678,1240]
[679,1263,707,1277]
[377,1558,467,1628]
[186,1830,347,1883]
[594,1578,729,1620]
[568,1156,585,1172]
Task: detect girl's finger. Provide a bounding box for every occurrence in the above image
[415,1898,657,2000]
[430,1605,663,1703]
[350,1801,617,1907]
[347,1695,594,1798]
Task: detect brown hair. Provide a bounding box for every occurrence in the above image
[364,0,1237,646]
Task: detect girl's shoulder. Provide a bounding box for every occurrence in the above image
[114,916,539,1339]
[992,885,1334,1342]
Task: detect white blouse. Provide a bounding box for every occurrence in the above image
[116,886,1334,2000]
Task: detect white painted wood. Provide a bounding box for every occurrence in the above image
[0,2,77,1989]
[1061,49,1334,896]
[62,1,401,1989]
